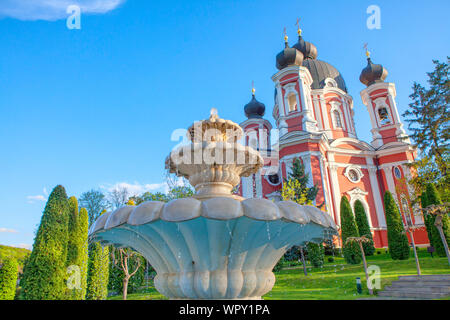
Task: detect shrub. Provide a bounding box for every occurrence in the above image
[327,257,334,263]
[66,198,89,300]
[384,191,410,260]
[86,243,109,300]
[0,258,19,300]
[354,200,376,256]
[20,185,69,300]
[306,242,324,267]
[340,197,361,264]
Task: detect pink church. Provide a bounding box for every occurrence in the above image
[237,29,429,248]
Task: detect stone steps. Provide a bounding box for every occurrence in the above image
[377,275,450,300]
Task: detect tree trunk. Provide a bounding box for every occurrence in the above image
[359,242,373,295]
[300,247,307,276]
[123,277,129,300]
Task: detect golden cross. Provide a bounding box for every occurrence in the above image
[364,43,370,58]
[283,27,288,42]
[251,81,255,95]
[296,18,302,36]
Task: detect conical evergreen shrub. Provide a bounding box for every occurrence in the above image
[340,196,361,264]
[384,191,410,260]
[66,197,89,299]
[426,183,450,257]
[354,200,375,256]
[0,258,19,300]
[86,243,109,300]
[21,185,70,300]
[421,191,436,248]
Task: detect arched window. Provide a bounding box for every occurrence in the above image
[288,93,297,112]
[378,107,391,125]
[333,110,343,128]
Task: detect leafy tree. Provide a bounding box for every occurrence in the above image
[107,187,130,210]
[168,186,194,201]
[307,242,324,268]
[340,196,361,264]
[354,200,375,256]
[384,192,410,260]
[282,179,309,204]
[86,243,109,300]
[109,248,144,300]
[281,158,321,271]
[66,197,89,300]
[403,58,449,184]
[79,190,108,226]
[284,158,318,204]
[21,185,69,300]
[131,192,169,205]
[0,258,18,300]
[426,183,450,257]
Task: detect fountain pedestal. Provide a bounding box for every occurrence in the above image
[89,110,337,300]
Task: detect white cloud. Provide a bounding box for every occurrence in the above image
[26,195,47,203]
[0,228,18,233]
[0,0,126,21]
[16,243,32,250]
[101,181,169,196]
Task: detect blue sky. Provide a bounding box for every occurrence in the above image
[0,0,449,249]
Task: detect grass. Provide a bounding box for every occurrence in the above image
[108,249,449,300]
[0,244,31,272]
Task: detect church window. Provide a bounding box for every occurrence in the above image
[394,166,402,179]
[348,169,359,182]
[267,174,280,185]
[288,93,297,112]
[333,110,343,128]
[378,107,391,125]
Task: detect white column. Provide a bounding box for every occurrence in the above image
[328,162,342,226]
[367,165,387,228]
[255,169,263,198]
[301,155,313,188]
[319,155,331,214]
[320,96,330,130]
[312,96,323,130]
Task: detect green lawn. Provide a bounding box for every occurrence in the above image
[108,249,449,300]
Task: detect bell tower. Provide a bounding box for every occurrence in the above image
[359,48,410,148]
[272,29,318,137]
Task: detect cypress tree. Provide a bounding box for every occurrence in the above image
[86,243,109,300]
[426,183,450,257]
[421,191,436,248]
[340,196,361,264]
[21,185,69,300]
[354,200,376,256]
[0,258,19,300]
[66,197,89,300]
[306,242,324,267]
[384,191,410,260]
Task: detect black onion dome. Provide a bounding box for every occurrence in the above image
[293,36,318,60]
[360,58,388,86]
[302,59,348,92]
[276,42,304,70]
[244,94,266,119]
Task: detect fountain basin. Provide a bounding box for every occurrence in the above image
[89,197,337,299]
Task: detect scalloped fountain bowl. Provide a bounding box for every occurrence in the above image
[88,110,337,299]
[89,197,337,299]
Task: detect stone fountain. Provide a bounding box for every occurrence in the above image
[88,109,337,299]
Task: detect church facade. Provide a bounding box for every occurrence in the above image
[237,29,429,248]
